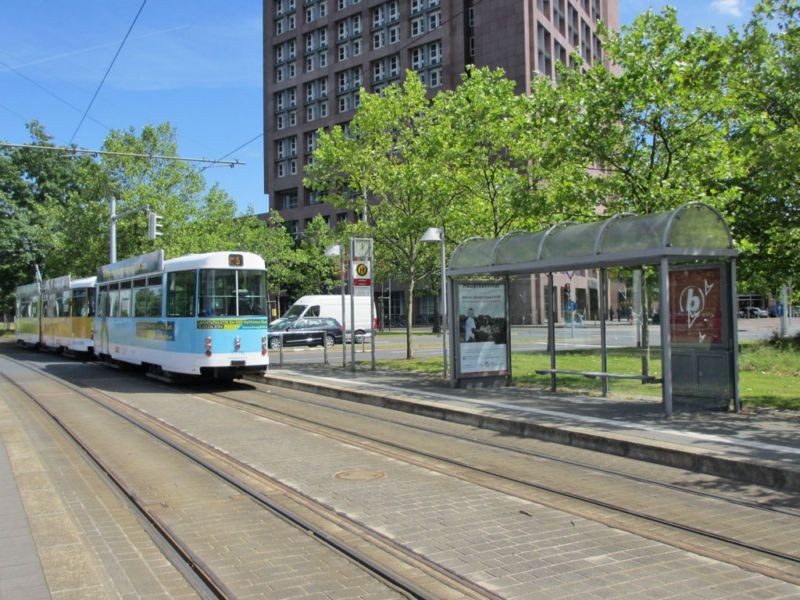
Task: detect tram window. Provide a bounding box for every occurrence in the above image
[238,270,267,316]
[133,283,162,317]
[132,279,146,316]
[98,287,109,318]
[73,289,93,317]
[167,271,196,317]
[119,281,132,318]
[109,286,120,318]
[200,269,236,316]
[144,285,163,317]
[134,289,149,317]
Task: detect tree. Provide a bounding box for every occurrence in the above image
[726,0,800,297]
[428,66,574,239]
[1,121,301,322]
[306,73,442,357]
[0,122,97,318]
[555,9,741,216]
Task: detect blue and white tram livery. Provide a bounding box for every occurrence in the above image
[94,250,269,378]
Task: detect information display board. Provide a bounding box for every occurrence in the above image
[455,281,508,376]
[668,266,724,346]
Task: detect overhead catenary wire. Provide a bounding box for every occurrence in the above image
[0,59,113,132]
[200,133,263,171]
[0,142,244,167]
[69,0,148,145]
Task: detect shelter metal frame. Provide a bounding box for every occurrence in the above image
[446,202,740,417]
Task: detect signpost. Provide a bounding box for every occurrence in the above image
[349,237,375,371]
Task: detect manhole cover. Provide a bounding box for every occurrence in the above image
[334,468,386,481]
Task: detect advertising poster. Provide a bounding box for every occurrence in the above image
[457,282,508,375]
[668,266,724,346]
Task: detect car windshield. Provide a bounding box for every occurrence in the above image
[269,318,292,331]
[282,304,306,319]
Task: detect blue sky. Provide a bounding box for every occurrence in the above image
[1,1,752,216]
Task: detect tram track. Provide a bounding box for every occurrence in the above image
[196,381,800,585]
[0,351,500,600]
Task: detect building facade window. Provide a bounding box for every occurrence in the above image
[370,53,400,88]
[276,189,298,210]
[409,41,442,88]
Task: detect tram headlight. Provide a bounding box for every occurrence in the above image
[234,336,241,351]
[205,336,212,356]
[261,336,267,355]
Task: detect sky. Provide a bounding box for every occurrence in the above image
[0,0,754,216]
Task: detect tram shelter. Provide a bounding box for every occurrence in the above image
[446,202,739,417]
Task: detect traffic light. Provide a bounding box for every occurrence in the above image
[147,211,163,241]
[564,283,571,296]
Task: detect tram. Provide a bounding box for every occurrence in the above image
[94,250,269,379]
[14,282,42,347]
[42,275,97,352]
[15,275,96,352]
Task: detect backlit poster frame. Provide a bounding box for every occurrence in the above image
[454,281,509,378]
[668,264,726,347]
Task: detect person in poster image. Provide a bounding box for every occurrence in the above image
[464,308,476,342]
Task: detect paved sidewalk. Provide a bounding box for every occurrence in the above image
[262,365,800,492]
[0,431,49,600]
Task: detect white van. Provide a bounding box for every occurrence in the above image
[280,295,377,340]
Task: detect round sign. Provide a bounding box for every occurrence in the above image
[356,263,368,277]
[566,300,577,311]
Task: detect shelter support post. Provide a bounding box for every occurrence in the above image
[448,276,457,388]
[730,259,741,413]
[547,273,556,392]
[599,267,608,397]
[659,258,673,417]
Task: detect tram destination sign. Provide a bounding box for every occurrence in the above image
[98,250,164,283]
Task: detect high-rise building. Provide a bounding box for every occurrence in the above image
[263,0,620,325]
[263,0,618,235]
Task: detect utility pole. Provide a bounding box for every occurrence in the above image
[109,199,161,263]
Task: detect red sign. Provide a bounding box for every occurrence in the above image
[668,267,723,345]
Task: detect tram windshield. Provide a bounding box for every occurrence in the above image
[199,269,267,317]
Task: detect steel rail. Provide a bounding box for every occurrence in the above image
[1,353,496,600]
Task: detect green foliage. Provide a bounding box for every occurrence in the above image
[555,9,742,215]
[725,0,800,293]
[0,121,299,315]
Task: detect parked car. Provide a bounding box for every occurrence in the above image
[268,317,343,349]
[738,306,768,318]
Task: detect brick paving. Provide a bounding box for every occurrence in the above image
[2,347,800,599]
[121,384,800,599]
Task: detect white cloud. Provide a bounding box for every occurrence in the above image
[710,0,744,17]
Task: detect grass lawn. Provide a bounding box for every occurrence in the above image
[376,337,800,411]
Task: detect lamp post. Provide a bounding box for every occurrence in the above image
[420,227,448,378]
[324,243,347,368]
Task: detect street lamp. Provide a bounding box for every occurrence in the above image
[324,243,347,368]
[420,227,448,378]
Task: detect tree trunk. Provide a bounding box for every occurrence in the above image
[641,269,651,378]
[432,292,441,334]
[406,279,415,359]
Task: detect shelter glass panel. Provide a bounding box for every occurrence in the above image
[668,204,731,249]
[599,212,672,254]
[493,231,547,265]
[540,222,599,259]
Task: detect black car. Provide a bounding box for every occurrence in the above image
[268,317,344,349]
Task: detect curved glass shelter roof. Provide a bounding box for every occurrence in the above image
[448,202,736,277]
